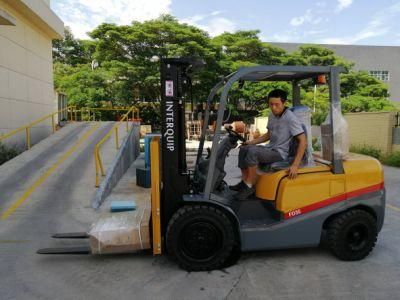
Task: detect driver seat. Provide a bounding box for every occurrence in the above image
[258,123,313,173]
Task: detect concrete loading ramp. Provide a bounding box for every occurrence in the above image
[0,121,132,221]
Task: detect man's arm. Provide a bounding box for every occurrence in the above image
[244,131,270,145]
[287,133,307,179]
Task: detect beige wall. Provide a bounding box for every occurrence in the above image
[0,0,63,146]
[254,117,268,134]
[393,144,400,153]
[345,112,397,154]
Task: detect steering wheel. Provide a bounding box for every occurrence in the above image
[225,126,245,142]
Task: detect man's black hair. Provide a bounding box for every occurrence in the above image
[267,89,287,102]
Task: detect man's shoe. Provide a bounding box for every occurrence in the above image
[235,185,255,201]
[229,181,246,191]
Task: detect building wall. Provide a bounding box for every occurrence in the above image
[0,0,63,146]
[271,42,400,102]
[344,112,396,154]
[254,117,268,134]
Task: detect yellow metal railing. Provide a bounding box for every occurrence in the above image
[79,107,140,122]
[0,106,77,150]
[0,105,140,151]
[94,106,138,187]
[0,104,141,187]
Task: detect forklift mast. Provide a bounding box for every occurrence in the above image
[160,58,193,228]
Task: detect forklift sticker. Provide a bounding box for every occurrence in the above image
[166,80,174,97]
[165,101,175,151]
[287,209,302,218]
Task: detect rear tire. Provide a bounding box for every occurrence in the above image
[327,209,377,261]
[166,205,236,271]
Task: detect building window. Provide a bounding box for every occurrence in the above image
[369,70,390,81]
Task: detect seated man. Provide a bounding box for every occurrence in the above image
[230,89,307,200]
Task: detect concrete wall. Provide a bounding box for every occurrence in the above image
[0,0,63,147]
[271,42,400,102]
[344,112,397,154]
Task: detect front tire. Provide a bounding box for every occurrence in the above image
[166,205,236,271]
[327,209,377,261]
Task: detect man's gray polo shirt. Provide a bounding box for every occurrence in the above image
[266,108,304,160]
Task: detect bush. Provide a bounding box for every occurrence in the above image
[137,102,161,131]
[311,111,328,126]
[349,144,400,168]
[0,142,20,165]
[383,151,400,167]
[350,144,382,160]
[312,137,321,151]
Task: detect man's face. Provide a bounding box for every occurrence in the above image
[268,97,285,116]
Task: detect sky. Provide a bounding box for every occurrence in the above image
[51,0,400,46]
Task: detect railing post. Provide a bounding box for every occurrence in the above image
[99,156,105,176]
[26,127,31,150]
[126,116,129,132]
[95,150,100,187]
[69,108,72,121]
[115,126,119,149]
[97,147,105,176]
[51,115,55,133]
[95,147,106,187]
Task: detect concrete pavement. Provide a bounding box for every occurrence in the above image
[0,141,399,299]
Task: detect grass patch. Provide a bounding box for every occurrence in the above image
[0,142,21,165]
[350,144,400,167]
[382,151,400,167]
[350,144,382,160]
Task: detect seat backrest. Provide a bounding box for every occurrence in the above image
[289,106,314,166]
[258,106,314,172]
[288,124,313,165]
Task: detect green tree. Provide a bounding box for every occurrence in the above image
[290,45,354,71]
[341,71,389,97]
[53,27,92,66]
[53,17,395,124]
[88,15,220,103]
[210,31,290,112]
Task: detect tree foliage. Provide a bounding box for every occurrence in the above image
[53,15,394,123]
[53,27,92,66]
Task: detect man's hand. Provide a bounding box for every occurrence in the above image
[287,133,306,180]
[287,163,299,179]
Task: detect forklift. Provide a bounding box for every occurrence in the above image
[39,59,385,271]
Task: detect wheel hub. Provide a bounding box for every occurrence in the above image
[346,224,368,251]
[181,221,222,260]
